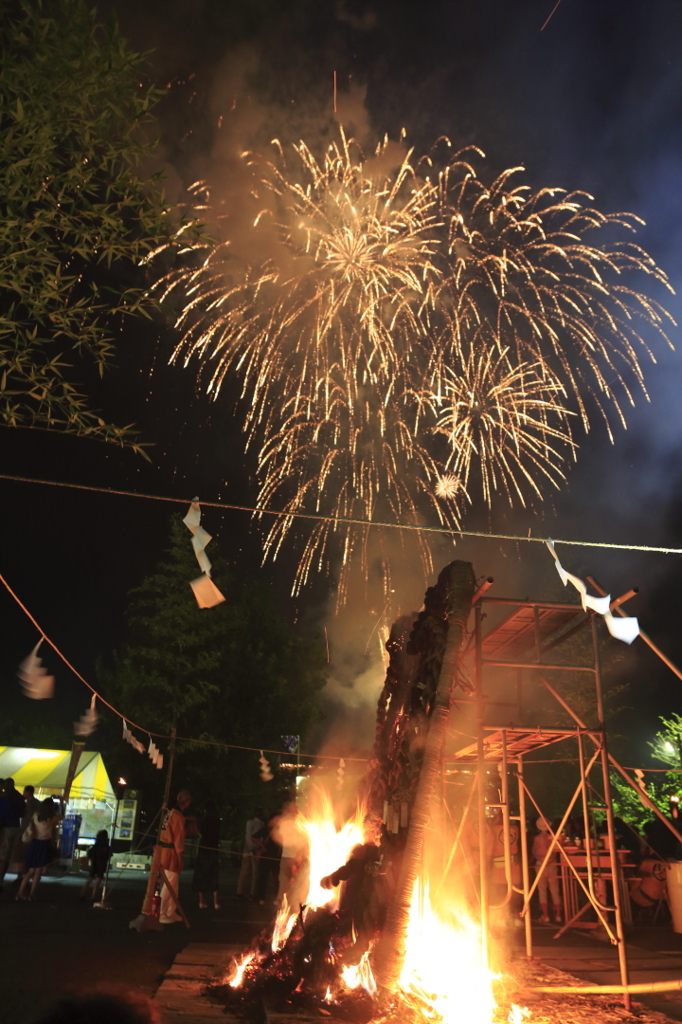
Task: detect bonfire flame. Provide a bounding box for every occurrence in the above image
[222,786,527,1024]
[399,882,495,1024]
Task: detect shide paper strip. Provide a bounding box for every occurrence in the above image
[74,693,98,736]
[17,638,54,699]
[122,719,145,754]
[148,737,164,771]
[546,540,639,644]
[183,497,226,608]
[190,573,226,609]
[259,750,273,781]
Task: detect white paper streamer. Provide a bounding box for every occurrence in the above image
[148,737,164,770]
[189,573,226,609]
[122,719,145,754]
[336,758,345,791]
[183,498,226,608]
[74,693,98,736]
[546,541,639,645]
[259,750,273,781]
[17,639,54,700]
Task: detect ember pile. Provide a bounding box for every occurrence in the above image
[206,904,377,1023]
[205,878,518,1024]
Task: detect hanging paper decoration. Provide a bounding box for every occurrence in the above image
[122,719,145,754]
[74,693,98,736]
[17,638,54,700]
[259,751,273,781]
[148,737,164,771]
[183,497,226,609]
[280,735,300,755]
[546,541,640,644]
[189,574,226,609]
[634,768,649,809]
[336,758,345,791]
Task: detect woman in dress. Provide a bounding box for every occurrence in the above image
[191,799,221,910]
[17,797,63,901]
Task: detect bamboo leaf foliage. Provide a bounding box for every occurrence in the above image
[0,0,177,451]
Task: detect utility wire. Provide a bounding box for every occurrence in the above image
[1,473,681,555]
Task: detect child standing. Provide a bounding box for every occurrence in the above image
[80,829,111,902]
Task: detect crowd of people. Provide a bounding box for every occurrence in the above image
[0,777,65,900]
[3,773,679,931]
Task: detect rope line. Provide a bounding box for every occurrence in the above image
[1,472,681,555]
[0,570,368,762]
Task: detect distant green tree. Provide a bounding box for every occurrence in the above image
[610,713,682,829]
[99,517,327,836]
[0,0,181,451]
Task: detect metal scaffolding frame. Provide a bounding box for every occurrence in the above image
[449,592,640,1008]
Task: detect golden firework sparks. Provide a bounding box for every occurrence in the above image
[153,130,675,602]
[434,473,460,500]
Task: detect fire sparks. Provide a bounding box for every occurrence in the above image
[155,126,674,603]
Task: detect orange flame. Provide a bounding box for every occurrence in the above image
[398,882,496,1024]
[270,785,365,944]
[231,782,528,1024]
[227,951,256,988]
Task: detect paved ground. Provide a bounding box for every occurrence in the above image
[6,864,682,1024]
[0,864,273,1024]
[529,928,682,1022]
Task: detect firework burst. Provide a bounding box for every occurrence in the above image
[428,346,575,506]
[154,130,674,602]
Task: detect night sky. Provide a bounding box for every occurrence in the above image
[3,0,682,766]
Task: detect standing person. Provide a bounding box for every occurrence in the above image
[158,789,191,925]
[10,785,40,885]
[532,818,562,924]
[17,797,63,901]
[192,800,221,910]
[254,811,283,906]
[79,830,111,902]
[0,777,26,887]
[237,806,264,900]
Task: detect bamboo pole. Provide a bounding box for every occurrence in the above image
[527,978,682,995]
[372,560,476,991]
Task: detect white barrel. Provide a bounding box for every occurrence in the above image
[667,862,682,932]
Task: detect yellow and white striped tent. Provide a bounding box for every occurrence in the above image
[0,747,116,803]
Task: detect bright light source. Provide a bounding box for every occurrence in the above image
[117,777,127,786]
[18,749,62,759]
[665,742,675,753]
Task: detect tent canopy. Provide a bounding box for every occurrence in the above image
[0,746,116,803]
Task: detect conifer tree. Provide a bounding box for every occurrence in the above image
[99,517,327,832]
